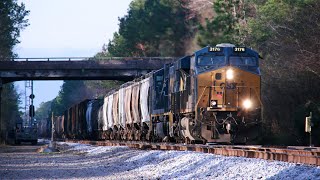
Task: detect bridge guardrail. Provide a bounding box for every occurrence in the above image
[5,57,178,62]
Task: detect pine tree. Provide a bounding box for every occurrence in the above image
[197,0,247,46]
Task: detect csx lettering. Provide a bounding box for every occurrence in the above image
[226,82,237,89]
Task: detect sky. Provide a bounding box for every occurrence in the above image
[15,0,132,109]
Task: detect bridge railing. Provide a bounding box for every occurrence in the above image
[5,57,178,61]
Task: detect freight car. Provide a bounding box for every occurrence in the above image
[58,44,262,144]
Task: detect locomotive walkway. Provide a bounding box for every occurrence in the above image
[0,57,177,84]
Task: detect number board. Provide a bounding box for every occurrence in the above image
[208,47,222,52]
[233,47,246,52]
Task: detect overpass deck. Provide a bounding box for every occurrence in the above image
[0,57,177,84]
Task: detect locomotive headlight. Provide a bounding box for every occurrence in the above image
[210,100,218,108]
[243,99,252,109]
[226,69,234,80]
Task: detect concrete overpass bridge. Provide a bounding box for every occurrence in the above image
[0,57,177,84]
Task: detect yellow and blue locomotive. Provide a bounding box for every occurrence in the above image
[151,43,261,144]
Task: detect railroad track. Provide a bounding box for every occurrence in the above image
[63,140,320,166]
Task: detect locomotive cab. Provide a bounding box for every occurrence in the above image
[193,44,261,143]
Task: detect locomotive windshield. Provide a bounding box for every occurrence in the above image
[197,55,226,67]
[229,56,260,74]
[229,56,257,67]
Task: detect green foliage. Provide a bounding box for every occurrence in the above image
[0,0,29,58]
[105,0,194,57]
[244,0,292,49]
[84,80,123,98]
[197,0,247,46]
[243,0,320,145]
[51,81,90,115]
[107,32,130,57]
[1,84,20,127]
[49,79,122,116]
[35,101,52,120]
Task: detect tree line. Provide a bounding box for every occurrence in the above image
[8,0,319,145]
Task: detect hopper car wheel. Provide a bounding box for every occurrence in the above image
[185,137,191,144]
[129,130,134,141]
[135,130,141,141]
[116,132,121,140]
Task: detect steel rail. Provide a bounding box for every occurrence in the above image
[62,140,320,166]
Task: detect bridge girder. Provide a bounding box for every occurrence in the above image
[0,58,177,83]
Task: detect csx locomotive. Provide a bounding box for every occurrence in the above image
[53,43,261,144]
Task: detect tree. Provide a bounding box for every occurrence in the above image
[1,84,20,138]
[0,0,29,144]
[0,0,29,58]
[50,81,90,116]
[197,0,250,46]
[35,101,52,120]
[104,0,194,57]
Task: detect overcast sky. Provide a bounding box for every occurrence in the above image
[15,0,132,109]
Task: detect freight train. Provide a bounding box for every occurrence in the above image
[52,44,262,144]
